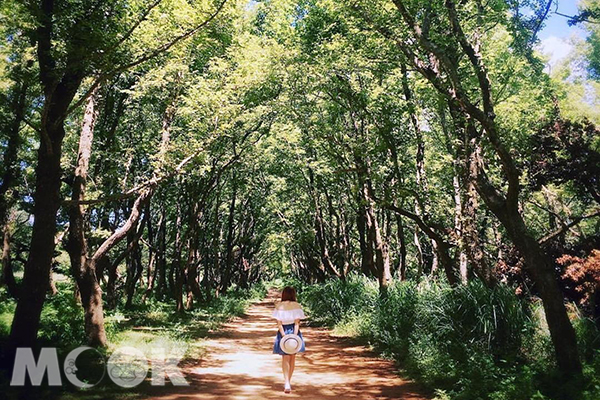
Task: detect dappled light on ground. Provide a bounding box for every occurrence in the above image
[145,290,428,399]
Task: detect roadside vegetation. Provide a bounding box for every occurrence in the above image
[284,275,600,400]
[0,282,267,398]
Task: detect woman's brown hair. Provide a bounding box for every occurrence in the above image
[281,286,297,302]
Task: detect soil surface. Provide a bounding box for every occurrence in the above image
[145,289,430,399]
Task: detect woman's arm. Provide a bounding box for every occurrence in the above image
[277,320,285,336]
[294,319,300,335]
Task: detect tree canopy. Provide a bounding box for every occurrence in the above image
[0,0,599,395]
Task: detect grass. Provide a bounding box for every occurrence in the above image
[295,273,600,400]
[0,280,267,399]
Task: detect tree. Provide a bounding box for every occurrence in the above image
[349,0,582,375]
[9,0,229,350]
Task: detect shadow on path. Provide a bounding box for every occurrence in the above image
[144,289,430,400]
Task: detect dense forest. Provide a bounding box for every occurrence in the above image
[0,0,599,399]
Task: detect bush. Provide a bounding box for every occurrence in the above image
[581,350,600,400]
[300,276,594,400]
[0,288,16,338]
[302,273,377,326]
[371,280,418,359]
[38,283,87,348]
[403,281,536,397]
[412,280,533,367]
[573,313,600,361]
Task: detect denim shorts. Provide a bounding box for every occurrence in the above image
[273,323,306,355]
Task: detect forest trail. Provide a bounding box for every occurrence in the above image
[144,289,429,400]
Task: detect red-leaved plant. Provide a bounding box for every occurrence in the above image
[558,250,600,308]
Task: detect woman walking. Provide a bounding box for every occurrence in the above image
[272,286,306,393]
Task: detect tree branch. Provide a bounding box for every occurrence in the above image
[65,0,228,117]
[538,209,600,246]
[111,0,165,52]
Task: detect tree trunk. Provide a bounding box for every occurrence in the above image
[307,167,339,278]
[365,193,391,291]
[156,208,167,299]
[357,206,375,277]
[106,258,119,309]
[499,206,581,375]
[452,173,468,284]
[174,206,185,312]
[77,260,107,346]
[396,214,408,281]
[401,62,440,280]
[141,203,159,303]
[9,0,89,349]
[1,210,19,298]
[463,137,494,286]
[379,123,408,281]
[360,173,391,291]
[339,210,351,278]
[383,202,459,286]
[66,84,107,347]
[221,173,238,291]
[10,114,71,349]
[186,242,202,303]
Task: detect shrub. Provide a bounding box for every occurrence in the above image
[301,276,557,399]
[413,280,533,363]
[371,280,418,359]
[573,313,600,360]
[0,288,16,339]
[302,273,377,326]
[38,283,87,348]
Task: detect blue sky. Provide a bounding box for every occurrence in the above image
[538,0,586,69]
[539,0,583,40]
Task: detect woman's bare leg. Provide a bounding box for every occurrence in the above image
[282,355,290,384]
[289,354,296,381]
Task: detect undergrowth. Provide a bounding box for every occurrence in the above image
[0,281,267,398]
[292,273,600,400]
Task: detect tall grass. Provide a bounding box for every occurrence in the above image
[300,274,600,400]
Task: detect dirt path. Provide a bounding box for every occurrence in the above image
[146,290,429,399]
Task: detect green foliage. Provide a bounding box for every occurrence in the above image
[581,350,600,400]
[266,275,311,295]
[303,277,600,400]
[302,274,378,325]
[103,281,268,370]
[408,284,533,398]
[577,0,600,80]
[2,0,599,398]
[203,282,269,324]
[573,315,600,361]
[1,280,266,357]
[0,288,16,338]
[371,280,418,359]
[38,284,88,348]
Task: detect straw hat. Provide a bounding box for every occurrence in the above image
[279,334,303,355]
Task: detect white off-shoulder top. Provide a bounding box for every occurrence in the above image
[272,300,307,325]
